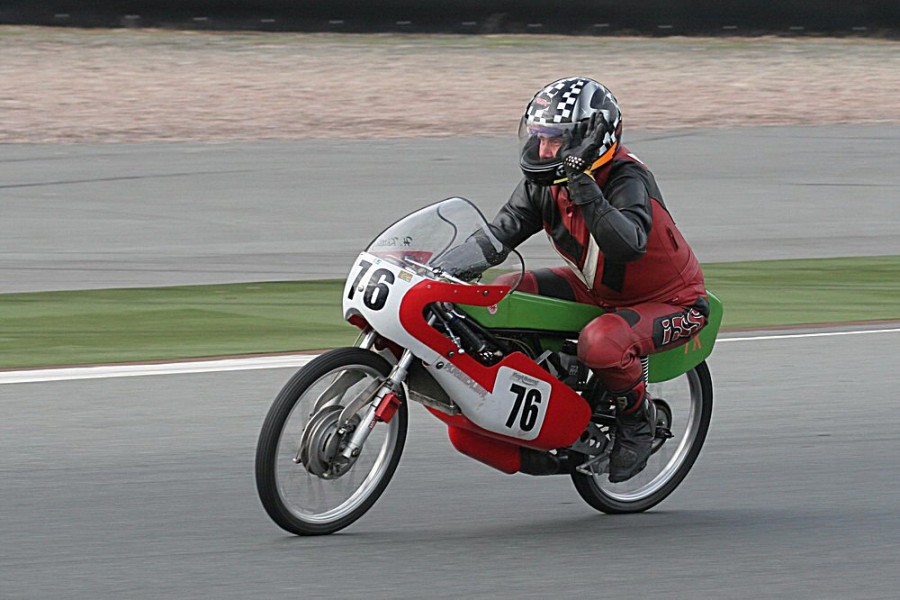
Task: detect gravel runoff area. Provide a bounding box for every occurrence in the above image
[1,26,899,143]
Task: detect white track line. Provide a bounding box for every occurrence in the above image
[0,355,318,385]
[1,327,898,385]
[717,327,900,342]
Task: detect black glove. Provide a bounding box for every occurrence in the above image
[432,230,509,281]
[561,112,612,180]
[432,242,484,280]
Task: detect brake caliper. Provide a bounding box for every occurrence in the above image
[374,391,402,423]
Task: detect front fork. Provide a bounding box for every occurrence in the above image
[338,344,414,462]
[357,328,379,351]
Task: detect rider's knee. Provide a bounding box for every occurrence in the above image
[577,313,634,369]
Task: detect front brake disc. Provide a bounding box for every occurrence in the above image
[298,405,343,476]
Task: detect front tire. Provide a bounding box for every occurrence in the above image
[255,348,407,535]
[572,361,713,514]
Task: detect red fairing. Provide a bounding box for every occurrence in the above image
[488,352,591,449]
[447,426,521,474]
[401,280,591,450]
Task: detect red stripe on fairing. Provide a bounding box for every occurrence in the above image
[400,280,591,450]
[397,280,509,394]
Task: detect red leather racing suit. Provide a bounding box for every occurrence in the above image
[490,145,708,393]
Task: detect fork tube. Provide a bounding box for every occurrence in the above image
[357,329,378,350]
[340,349,415,460]
[388,348,416,389]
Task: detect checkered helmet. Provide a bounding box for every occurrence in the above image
[518,77,622,185]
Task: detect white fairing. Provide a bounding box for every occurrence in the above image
[342,251,443,366]
[342,251,551,441]
[341,198,546,441]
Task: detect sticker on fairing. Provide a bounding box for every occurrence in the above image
[441,361,488,400]
[490,366,552,440]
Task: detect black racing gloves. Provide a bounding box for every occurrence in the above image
[560,112,613,206]
[561,112,612,184]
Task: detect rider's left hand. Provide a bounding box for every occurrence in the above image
[561,112,611,179]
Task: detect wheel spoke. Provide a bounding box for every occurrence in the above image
[275,365,393,519]
[571,362,712,513]
[598,370,699,499]
[256,348,408,534]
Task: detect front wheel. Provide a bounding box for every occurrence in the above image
[255,348,407,535]
[571,361,713,514]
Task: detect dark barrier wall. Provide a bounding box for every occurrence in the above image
[1,1,898,36]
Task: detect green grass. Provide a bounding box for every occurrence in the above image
[0,281,359,369]
[703,256,899,329]
[1,256,897,369]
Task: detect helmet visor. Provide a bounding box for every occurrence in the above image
[517,117,580,169]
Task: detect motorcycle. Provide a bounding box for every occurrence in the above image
[255,197,722,535]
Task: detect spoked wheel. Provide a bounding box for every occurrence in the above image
[255,348,407,535]
[572,361,713,514]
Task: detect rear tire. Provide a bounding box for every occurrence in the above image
[255,348,407,535]
[572,361,713,514]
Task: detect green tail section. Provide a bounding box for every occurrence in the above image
[462,291,723,383]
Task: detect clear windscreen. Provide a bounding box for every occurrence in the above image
[365,197,524,287]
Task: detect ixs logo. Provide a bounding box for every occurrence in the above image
[654,307,706,347]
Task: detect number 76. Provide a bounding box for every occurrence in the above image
[505,383,541,432]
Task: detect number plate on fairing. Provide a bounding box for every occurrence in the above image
[489,367,552,440]
[427,363,555,441]
[342,252,427,356]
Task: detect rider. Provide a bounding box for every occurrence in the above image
[488,77,709,482]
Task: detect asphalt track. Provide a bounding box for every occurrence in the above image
[2,329,900,599]
[2,128,899,598]
[2,125,899,292]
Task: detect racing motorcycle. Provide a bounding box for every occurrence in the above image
[255,197,722,535]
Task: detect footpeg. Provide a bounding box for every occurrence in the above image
[655,427,674,440]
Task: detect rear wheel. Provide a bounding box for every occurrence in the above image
[255,348,407,535]
[571,361,712,514]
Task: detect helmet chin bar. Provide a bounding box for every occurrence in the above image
[519,154,565,186]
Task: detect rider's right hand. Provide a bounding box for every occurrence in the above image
[432,242,486,281]
[432,230,509,281]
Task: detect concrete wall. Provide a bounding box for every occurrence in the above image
[1,1,898,36]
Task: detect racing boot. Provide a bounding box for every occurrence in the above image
[608,382,656,483]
